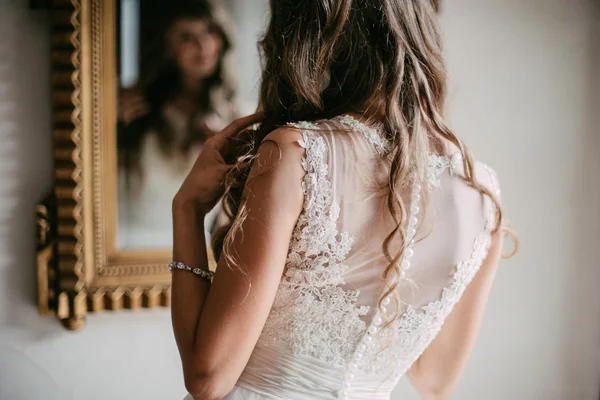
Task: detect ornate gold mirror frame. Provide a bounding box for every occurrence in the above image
[37,0,172,330]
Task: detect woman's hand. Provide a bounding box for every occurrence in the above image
[118,88,149,126]
[173,112,265,214]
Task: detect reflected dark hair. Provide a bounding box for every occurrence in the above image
[118,0,239,176]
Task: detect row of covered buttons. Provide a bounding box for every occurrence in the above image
[338,178,422,398]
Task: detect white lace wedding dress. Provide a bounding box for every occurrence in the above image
[185,115,500,400]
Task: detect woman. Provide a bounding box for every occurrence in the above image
[171,1,517,399]
[116,0,243,249]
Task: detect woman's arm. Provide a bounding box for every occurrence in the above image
[407,232,504,400]
[171,128,305,400]
[170,204,211,377]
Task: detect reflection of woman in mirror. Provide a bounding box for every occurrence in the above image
[116,0,243,249]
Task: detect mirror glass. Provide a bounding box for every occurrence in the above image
[115,0,266,250]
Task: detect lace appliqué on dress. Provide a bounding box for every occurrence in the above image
[428,152,463,188]
[334,114,390,156]
[357,213,494,376]
[260,121,369,367]
[355,153,495,376]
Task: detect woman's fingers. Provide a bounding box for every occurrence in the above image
[119,95,149,124]
[121,96,147,112]
[119,88,142,101]
[121,107,148,125]
[215,112,265,143]
[125,102,148,116]
[130,106,149,121]
[125,95,147,107]
[212,113,265,159]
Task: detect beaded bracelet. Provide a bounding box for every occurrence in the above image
[168,261,214,282]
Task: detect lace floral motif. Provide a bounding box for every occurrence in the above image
[428,154,451,188]
[260,121,368,367]
[334,114,390,156]
[428,152,463,188]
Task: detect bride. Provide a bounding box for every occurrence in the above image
[170,1,517,399]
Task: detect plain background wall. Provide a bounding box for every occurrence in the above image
[0,0,598,399]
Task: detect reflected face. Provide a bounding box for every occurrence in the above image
[167,19,224,82]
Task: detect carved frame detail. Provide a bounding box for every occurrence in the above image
[37,0,172,330]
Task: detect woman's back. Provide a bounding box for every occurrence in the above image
[224,115,500,399]
[174,3,513,399]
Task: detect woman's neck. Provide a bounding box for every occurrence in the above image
[170,75,206,118]
[170,95,198,119]
[181,74,203,95]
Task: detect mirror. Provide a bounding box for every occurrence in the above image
[115,0,262,250]
[38,0,267,329]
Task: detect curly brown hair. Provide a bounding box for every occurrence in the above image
[214,0,514,325]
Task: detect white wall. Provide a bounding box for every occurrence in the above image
[0,0,598,399]
[438,2,600,399]
[222,0,269,108]
[0,1,186,399]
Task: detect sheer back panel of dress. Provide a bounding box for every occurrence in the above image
[229,116,499,400]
